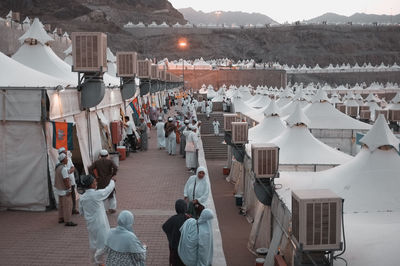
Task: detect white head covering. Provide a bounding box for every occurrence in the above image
[198,209,214,266]
[168,117,173,122]
[105,210,146,253]
[178,218,199,266]
[184,119,190,124]
[58,153,67,162]
[158,116,163,121]
[100,149,108,156]
[58,147,66,154]
[183,166,210,206]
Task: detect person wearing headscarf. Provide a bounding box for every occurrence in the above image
[162,199,189,266]
[165,117,177,155]
[178,209,214,266]
[179,120,190,158]
[79,174,116,265]
[212,118,220,136]
[205,103,211,119]
[156,116,166,149]
[137,117,148,151]
[88,149,118,214]
[184,167,210,218]
[105,210,147,266]
[185,126,199,172]
[200,99,206,113]
[54,152,77,226]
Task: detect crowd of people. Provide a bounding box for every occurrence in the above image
[53,91,216,265]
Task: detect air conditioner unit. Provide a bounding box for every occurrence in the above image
[359,110,371,120]
[223,114,238,131]
[251,144,279,178]
[388,109,400,122]
[346,106,358,117]
[166,72,171,81]
[72,32,107,73]
[12,12,20,22]
[292,189,342,251]
[359,105,370,112]
[159,70,166,81]
[336,104,346,113]
[137,60,151,78]
[375,110,389,121]
[151,64,159,80]
[116,52,137,77]
[231,122,248,144]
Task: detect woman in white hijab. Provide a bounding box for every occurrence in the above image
[105,210,146,266]
[178,209,214,266]
[184,167,210,218]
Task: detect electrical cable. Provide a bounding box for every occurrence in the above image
[333,199,348,265]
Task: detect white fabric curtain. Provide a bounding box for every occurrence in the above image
[248,203,271,252]
[0,89,42,121]
[0,121,48,211]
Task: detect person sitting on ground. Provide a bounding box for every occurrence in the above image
[79,174,116,265]
[162,199,189,266]
[178,209,214,266]
[88,149,118,214]
[184,167,210,219]
[54,152,77,226]
[105,210,147,266]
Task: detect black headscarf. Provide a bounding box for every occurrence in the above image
[162,199,188,248]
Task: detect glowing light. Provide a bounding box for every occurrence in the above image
[178,38,188,49]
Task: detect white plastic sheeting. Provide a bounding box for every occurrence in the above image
[0,122,48,211]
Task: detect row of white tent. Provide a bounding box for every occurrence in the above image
[220,83,400,265]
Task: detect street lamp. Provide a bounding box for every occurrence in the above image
[178,37,188,91]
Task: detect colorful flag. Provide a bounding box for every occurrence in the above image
[129,97,141,119]
[52,121,74,150]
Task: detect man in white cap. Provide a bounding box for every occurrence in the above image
[156,116,166,149]
[54,153,77,226]
[164,117,177,155]
[88,149,118,214]
[79,174,115,265]
[58,147,79,215]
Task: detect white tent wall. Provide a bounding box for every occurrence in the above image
[0,121,48,211]
[0,89,42,121]
[47,90,80,120]
[247,203,271,253]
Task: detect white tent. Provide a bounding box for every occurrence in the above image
[270,103,352,168]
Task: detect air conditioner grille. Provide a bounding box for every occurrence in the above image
[329,202,337,244]
[232,122,248,144]
[292,197,299,242]
[72,32,107,72]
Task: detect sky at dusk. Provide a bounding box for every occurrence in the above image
[169,0,400,23]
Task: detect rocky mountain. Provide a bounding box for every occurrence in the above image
[306,12,400,24]
[179,7,277,25]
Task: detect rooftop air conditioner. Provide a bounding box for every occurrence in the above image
[12,12,20,22]
[292,189,342,251]
[137,60,151,78]
[388,109,400,122]
[359,105,370,112]
[336,104,346,113]
[116,52,137,77]
[166,72,171,81]
[72,32,107,73]
[359,110,371,120]
[375,110,389,121]
[346,106,358,117]
[231,122,248,144]
[159,69,166,81]
[224,114,238,131]
[251,144,279,178]
[151,64,159,80]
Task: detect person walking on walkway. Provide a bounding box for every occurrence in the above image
[79,175,115,265]
[185,126,199,172]
[162,199,188,266]
[205,103,211,119]
[178,209,214,266]
[138,117,148,151]
[165,117,177,155]
[212,118,220,136]
[124,116,137,153]
[88,150,118,214]
[184,167,210,219]
[54,153,77,226]
[179,119,190,158]
[105,210,147,266]
[156,116,166,149]
[58,147,79,215]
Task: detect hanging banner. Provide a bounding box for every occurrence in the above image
[129,97,141,119]
[52,121,74,150]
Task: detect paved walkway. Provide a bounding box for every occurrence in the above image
[0,127,190,265]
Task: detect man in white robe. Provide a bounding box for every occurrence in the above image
[155,117,165,149]
[79,175,115,265]
[185,126,199,172]
[212,119,220,136]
